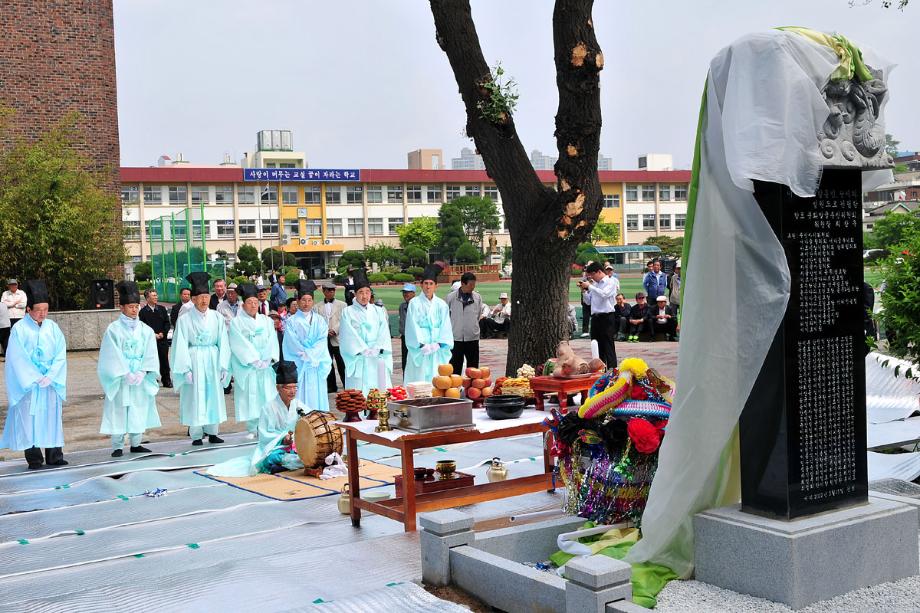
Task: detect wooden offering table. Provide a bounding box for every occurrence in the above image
[529,374,598,413]
[338,409,554,532]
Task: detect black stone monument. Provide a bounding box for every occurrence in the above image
[739,168,868,519]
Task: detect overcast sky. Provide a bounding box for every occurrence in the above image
[113,0,917,170]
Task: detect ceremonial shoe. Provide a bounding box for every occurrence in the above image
[111,449,123,458]
[130,446,151,453]
[208,435,225,444]
[269,464,286,474]
[162,382,173,388]
[580,332,590,338]
[27,463,43,470]
[48,459,68,466]
[192,439,203,446]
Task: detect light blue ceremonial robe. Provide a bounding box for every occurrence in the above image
[404,294,453,384]
[339,302,393,395]
[98,315,161,436]
[208,395,308,477]
[1,315,67,450]
[229,312,280,423]
[170,308,230,427]
[282,310,332,412]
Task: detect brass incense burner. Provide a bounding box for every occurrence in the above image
[370,389,391,432]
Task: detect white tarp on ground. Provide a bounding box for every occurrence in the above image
[867,451,920,482]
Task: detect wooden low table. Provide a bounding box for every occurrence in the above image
[339,410,555,532]
[529,374,597,412]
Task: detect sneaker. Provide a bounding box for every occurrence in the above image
[111,449,123,458]
[191,439,203,446]
[580,332,590,338]
[245,432,257,440]
[616,334,626,342]
[630,336,639,343]
[208,435,225,444]
[130,445,151,453]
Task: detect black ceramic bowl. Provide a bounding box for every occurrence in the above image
[484,395,526,419]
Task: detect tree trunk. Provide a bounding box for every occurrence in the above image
[430,0,604,376]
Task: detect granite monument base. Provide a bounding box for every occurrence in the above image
[694,498,918,609]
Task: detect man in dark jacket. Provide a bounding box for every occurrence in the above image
[613,293,631,341]
[139,288,172,387]
[625,292,652,342]
[650,295,678,341]
[170,287,191,327]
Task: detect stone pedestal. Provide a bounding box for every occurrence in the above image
[694,498,918,609]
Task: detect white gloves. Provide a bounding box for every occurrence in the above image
[126,372,144,386]
[37,376,52,388]
[362,348,377,357]
[257,360,271,370]
[220,370,230,386]
[185,371,194,385]
[421,343,439,356]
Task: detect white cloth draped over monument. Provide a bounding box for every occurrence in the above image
[627,29,893,578]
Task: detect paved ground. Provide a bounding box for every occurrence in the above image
[0,336,678,459]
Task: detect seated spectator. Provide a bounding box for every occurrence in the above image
[626,292,652,342]
[650,295,678,341]
[613,293,631,341]
[482,292,511,338]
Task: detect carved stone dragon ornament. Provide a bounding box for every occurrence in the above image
[818,67,893,168]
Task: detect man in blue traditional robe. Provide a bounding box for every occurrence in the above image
[98,281,161,457]
[339,269,393,395]
[0,280,68,469]
[282,280,332,411]
[404,263,454,384]
[207,361,308,477]
[171,272,231,445]
[229,283,279,436]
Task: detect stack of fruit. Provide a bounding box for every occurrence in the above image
[432,364,464,399]
[386,386,408,401]
[461,366,493,406]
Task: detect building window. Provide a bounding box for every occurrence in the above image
[625,185,638,201]
[675,214,686,229]
[217,219,235,237]
[368,217,384,236]
[282,186,299,205]
[347,218,364,236]
[215,186,233,204]
[303,185,321,204]
[305,218,322,236]
[427,185,443,203]
[326,218,343,237]
[192,221,211,240]
[283,218,299,237]
[237,186,255,204]
[642,185,655,201]
[121,185,139,203]
[603,194,620,208]
[659,185,671,201]
[145,221,162,240]
[446,185,462,201]
[388,217,404,235]
[280,163,295,168]
[367,185,383,204]
[191,186,209,204]
[659,215,671,230]
[239,219,257,236]
[325,186,342,204]
[261,218,279,237]
[172,219,187,239]
[169,186,187,204]
[143,185,162,204]
[674,185,688,200]
[261,185,278,204]
[124,220,140,240]
[626,214,639,231]
[465,185,481,197]
[407,185,422,203]
[484,186,500,202]
[642,214,656,230]
[387,185,403,204]
[346,185,363,204]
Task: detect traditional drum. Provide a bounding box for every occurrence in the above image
[294,411,343,468]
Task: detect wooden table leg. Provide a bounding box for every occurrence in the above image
[347,431,361,527]
[558,393,568,413]
[534,390,545,411]
[544,431,556,493]
[400,443,417,532]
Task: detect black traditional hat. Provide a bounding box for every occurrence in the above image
[237,283,258,301]
[294,280,316,298]
[352,268,371,291]
[186,272,211,297]
[275,360,299,385]
[116,280,141,305]
[24,279,50,308]
[422,263,443,282]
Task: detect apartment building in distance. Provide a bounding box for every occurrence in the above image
[121,135,690,276]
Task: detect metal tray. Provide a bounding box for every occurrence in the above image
[388,397,474,433]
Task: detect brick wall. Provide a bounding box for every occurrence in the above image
[0,0,122,275]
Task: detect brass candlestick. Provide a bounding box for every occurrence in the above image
[370,389,391,432]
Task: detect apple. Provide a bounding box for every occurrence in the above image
[466,367,482,379]
[466,387,482,400]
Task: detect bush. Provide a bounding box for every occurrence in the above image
[391,272,414,282]
[333,274,346,285]
[878,233,920,369]
[231,276,248,287]
[571,263,584,277]
[368,272,389,284]
[407,266,425,278]
[455,241,482,264]
[137,280,153,293]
